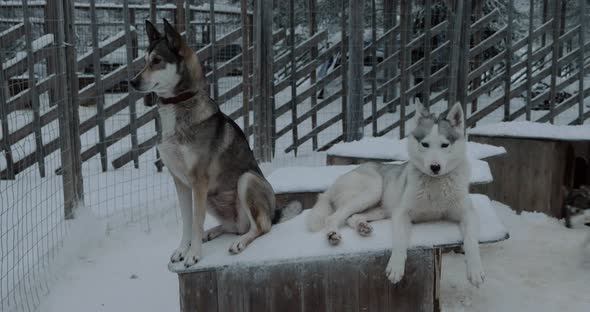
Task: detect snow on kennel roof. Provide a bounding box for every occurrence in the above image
[469,121,590,141]
[169,194,508,273]
[326,137,506,160]
[267,158,492,194]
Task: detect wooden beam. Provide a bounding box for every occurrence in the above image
[0,23,24,44]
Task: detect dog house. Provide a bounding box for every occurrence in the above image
[170,189,509,312]
[468,122,590,218]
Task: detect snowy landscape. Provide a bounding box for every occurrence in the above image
[1,0,590,311]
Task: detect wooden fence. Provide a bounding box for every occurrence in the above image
[0,0,589,182]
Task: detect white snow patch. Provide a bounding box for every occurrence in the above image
[168,194,507,272]
[37,200,590,312]
[441,202,590,311]
[469,121,590,141]
[326,137,506,160]
[268,159,492,194]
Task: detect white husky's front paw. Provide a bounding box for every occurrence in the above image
[183,244,201,268]
[170,241,191,263]
[466,261,485,287]
[385,253,407,284]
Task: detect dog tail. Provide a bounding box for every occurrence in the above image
[306,193,333,232]
[272,201,303,224]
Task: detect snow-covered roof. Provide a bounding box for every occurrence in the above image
[169,194,508,273]
[326,137,506,160]
[267,159,492,194]
[469,121,590,141]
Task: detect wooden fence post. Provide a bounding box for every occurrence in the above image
[577,0,586,124]
[445,0,464,110]
[123,0,139,168]
[340,0,349,141]
[57,0,84,219]
[209,0,219,101]
[288,0,299,155]
[23,0,46,178]
[398,0,410,138]
[90,0,108,172]
[471,0,483,116]
[503,0,514,121]
[457,0,472,114]
[525,0,534,121]
[175,0,185,33]
[383,0,397,106]
[184,0,196,48]
[44,0,58,108]
[149,0,163,172]
[240,0,251,140]
[421,0,433,110]
[346,0,364,142]
[548,0,562,124]
[253,0,274,161]
[308,0,318,149]
[0,53,14,179]
[370,0,378,135]
[150,0,157,23]
[144,0,157,109]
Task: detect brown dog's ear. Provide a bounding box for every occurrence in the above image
[163,18,182,54]
[145,20,161,43]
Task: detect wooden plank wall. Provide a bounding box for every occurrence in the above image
[469,135,590,218]
[178,250,436,312]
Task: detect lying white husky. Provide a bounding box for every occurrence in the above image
[306,102,484,287]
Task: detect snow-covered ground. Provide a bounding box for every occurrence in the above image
[37,200,590,312]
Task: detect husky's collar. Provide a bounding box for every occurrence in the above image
[160,91,197,105]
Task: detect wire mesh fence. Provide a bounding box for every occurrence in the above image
[0,0,589,311]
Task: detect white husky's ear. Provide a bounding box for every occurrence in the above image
[446,102,464,131]
[163,18,183,54]
[415,101,430,119]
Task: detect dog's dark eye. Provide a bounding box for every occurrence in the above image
[421,142,429,148]
[441,143,449,148]
[152,58,161,65]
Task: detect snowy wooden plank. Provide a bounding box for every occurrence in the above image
[469,121,590,141]
[325,137,506,163]
[169,194,507,273]
[268,160,492,198]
